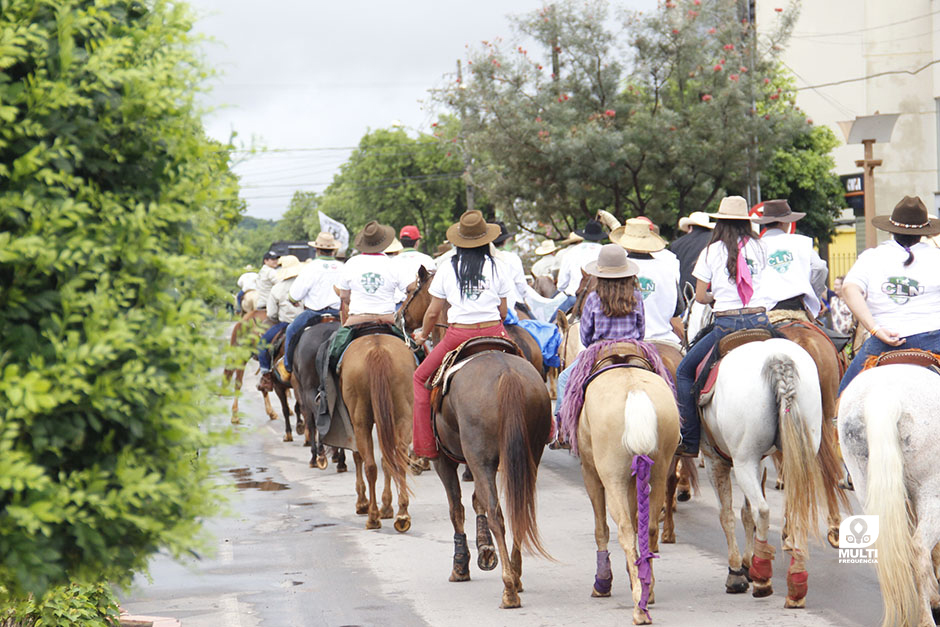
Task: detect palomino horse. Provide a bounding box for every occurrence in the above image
[222,310,288,424]
[571,344,680,625]
[434,350,552,609]
[839,364,940,627]
[774,318,849,547]
[340,333,415,532]
[289,318,342,467]
[700,338,823,607]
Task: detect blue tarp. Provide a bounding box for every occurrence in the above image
[505,309,562,368]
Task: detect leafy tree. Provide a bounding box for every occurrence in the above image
[436,0,807,238]
[0,0,240,600]
[277,191,317,241]
[316,127,467,250]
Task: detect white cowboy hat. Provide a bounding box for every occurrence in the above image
[610,218,667,253]
[583,244,640,279]
[708,196,755,221]
[678,211,714,231]
[534,239,558,256]
[385,238,404,254]
[276,254,302,280]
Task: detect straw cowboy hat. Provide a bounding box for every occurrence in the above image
[678,211,714,231]
[385,238,404,254]
[753,199,806,224]
[276,254,302,281]
[708,196,755,221]
[354,220,396,253]
[534,239,558,256]
[584,244,640,279]
[871,195,940,236]
[309,231,340,250]
[558,231,584,246]
[446,210,501,248]
[610,218,667,253]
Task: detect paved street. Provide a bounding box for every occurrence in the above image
[123,370,883,626]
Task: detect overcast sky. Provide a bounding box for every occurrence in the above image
[188,0,655,221]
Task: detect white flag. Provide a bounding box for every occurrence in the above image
[318,211,350,254]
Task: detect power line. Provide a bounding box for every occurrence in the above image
[796,59,940,90]
[780,61,856,118]
[791,9,940,38]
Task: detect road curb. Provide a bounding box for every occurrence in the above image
[119,612,182,627]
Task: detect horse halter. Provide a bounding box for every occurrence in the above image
[396,269,436,352]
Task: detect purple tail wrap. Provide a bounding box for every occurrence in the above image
[632,454,657,621]
[594,549,612,594]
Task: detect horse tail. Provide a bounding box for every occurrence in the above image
[863,391,918,627]
[498,369,550,559]
[621,390,658,456]
[677,456,699,494]
[368,346,410,498]
[763,354,822,551]
[817,407,850,512]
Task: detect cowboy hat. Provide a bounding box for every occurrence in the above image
[434,242,453,257]
[871,195,940,236]
[610,218,667,253]
[708,196,755,221]
[584,244,640,279]
[534,239,558,256]
[493,221,514,245]
[446,210,501,248]
[385,238,404,254]
[752,199,806,224]
[678,211,714,231]
[354,220,396,253]
[558,232,584,246]
[243,264,254,271]
[309,231,340,250]
[574,219,607,241]
[276,255,302,281]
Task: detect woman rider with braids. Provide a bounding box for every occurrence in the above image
[838,196,940,394]
[411,210,513,460]
[675,196,771,457]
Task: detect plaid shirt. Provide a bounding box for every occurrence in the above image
[580,291,646,347]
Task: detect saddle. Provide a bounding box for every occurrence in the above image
[581,342,655,391]
[284,313,338,374]
[862,349,940,376]
[328,321,405,373]
[695,328,775,407]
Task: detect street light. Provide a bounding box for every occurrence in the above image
[837,114,900,249]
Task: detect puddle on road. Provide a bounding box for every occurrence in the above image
[226,467,289,491]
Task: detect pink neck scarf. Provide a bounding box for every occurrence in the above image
[736,238,754,306]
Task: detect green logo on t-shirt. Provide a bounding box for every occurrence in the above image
[637,276,655,300]
[882,276,923,304]
[768,249,793,274]
[462,275,485,301]
[361,272,384,294]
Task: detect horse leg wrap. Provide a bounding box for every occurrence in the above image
[593,550,612,595]
[476,515,492,548]
[749,540,775,583]
[452,533,470,578]
[786,552,808,602]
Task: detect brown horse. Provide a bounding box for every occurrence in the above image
[222,310,287,424]
[289,317,341,467]
[339,333,416,532]
[531,273,557,299]
[434,351,552,609]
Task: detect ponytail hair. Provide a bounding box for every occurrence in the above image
[707,219,754,281]
[894,233,921,267]
[451,244,493,299]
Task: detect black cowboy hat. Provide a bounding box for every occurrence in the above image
[493,221,513,245]
[574,219,606,241]
[753,199,806,224]
[871,196,940,236]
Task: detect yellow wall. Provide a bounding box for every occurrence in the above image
[827,228,858,285]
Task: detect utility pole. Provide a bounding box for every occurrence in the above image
[456,60,475,213]
[855,139,883,249]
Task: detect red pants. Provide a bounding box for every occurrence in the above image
[412,323,508,458]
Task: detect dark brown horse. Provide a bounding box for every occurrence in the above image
[223,310,287,424]
[289,318,342,467]
[434,351,552,609]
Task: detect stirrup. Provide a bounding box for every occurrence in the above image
[275,358,291,383]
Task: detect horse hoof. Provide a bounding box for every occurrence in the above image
[268,414,278,421]
[932,605,940,624]
[336,463,348,473]
[379,507,393,520]
[295,422,304,435]
[394,516,411,533]
[591,586,611,598]
[784,597,806,609]
[725,571,749,594]
[500,593,521,609]
[677,489,691,502]
[516,581,524,593]
[356,504,368,515]
[283,433,293,443]
[827,526,840,549]
[661,532,675,544]
[462,467,473,482]
[477,545,498,571]
[365,518,381,530]
[774,479,784,490]
[449,570,470,582]
[632,610,652,625]
[752,582,773,598]
[315,455,328,470]
[231,416,240,425]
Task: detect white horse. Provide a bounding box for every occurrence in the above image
[681,283,713,346]
[700,338,823,607]
[838,365,940,627]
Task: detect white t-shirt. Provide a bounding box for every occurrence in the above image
[255,264,278,308]
[337,253,411,315]
[632,255,681,343]
[396,249,435,282]
[531,253,558,279]
[557,242,604,296]
[844,240,940,337]
[692,238,769,311]
[290,257,343,311]
[237,271,258,291]
[760,229,825,317]
[430,256,512,324]
[493,248,529,307]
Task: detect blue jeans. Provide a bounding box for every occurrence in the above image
[258,322,288,372]
[284,308,340,372]
[676,311,770,450]
[236,290,244,312]
[554,357,580,415]
[555,294,577,319]
[839,328,940,395]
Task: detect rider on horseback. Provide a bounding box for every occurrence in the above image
[257,255,303,389]
[411,210,513,460]
[675,196,771,457]
[277,232,344,383]
[838,196,940,393]
[255,250,280,312]
[556,219,607,314]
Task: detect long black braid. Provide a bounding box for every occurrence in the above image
[894,233,921,267]
[451,244,494,299]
